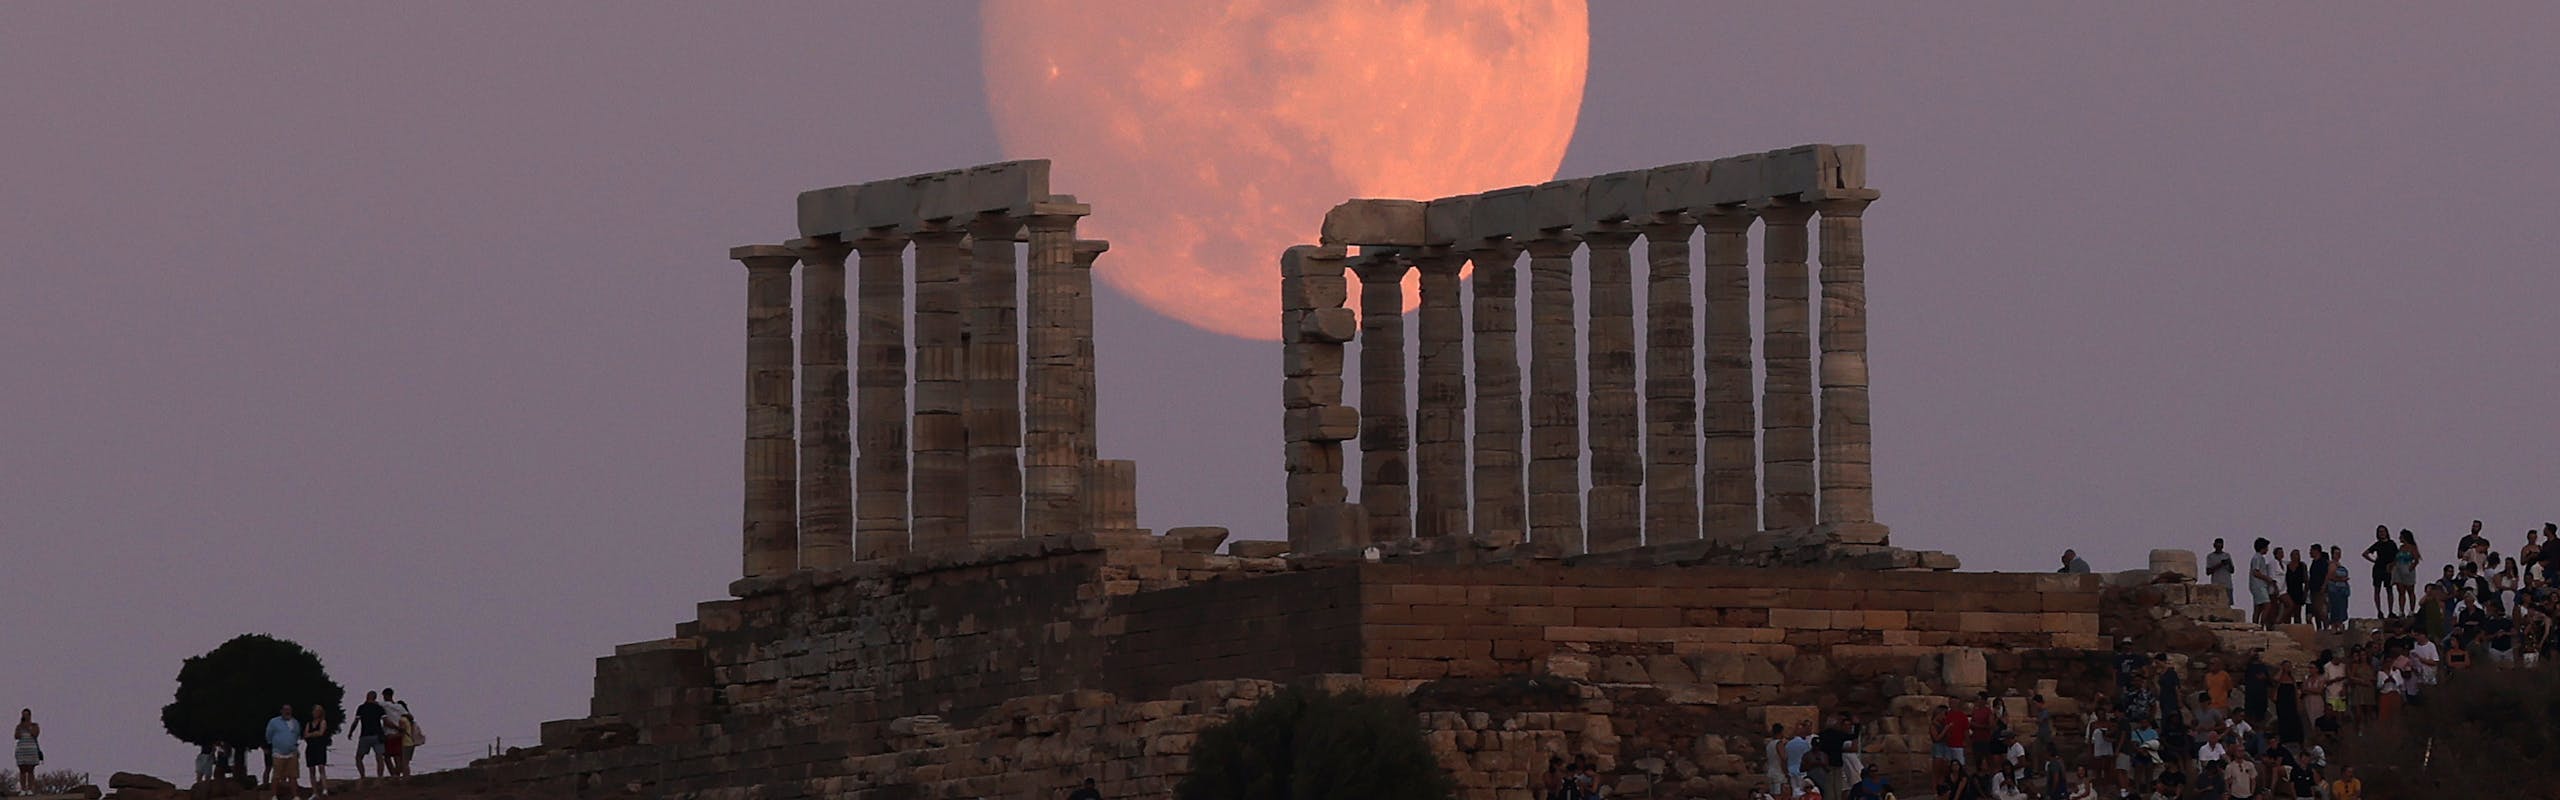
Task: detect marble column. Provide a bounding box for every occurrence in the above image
[1817,192,1887,541]
[1757,202,1818,531]
[1282,244,1362,552]
[853,234,911,561]
[908,228,970,551]
[1023,202,1089,538]
[794,237,854,569]
[1411,249,1469,540]
[1699,207,1760,539]
[1070,239,1109,530]
[1354,252,1412,543]
[1525,233,1584,554]
[1638,217,1699,543]
[965,214,1026,542]
[1467,241,1526,541]
[730,244,800,578]
[1581,228,1641,553]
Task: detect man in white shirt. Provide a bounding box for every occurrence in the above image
[2205,539,2237,598]
[2409,634,2441,687]
[2249,538,2278,627]
[2223,757,2259,800]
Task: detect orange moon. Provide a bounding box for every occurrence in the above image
[982,0,1588,340]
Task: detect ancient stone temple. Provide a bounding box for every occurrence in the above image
[424,151,2270,800]
[1286,145,1886,559]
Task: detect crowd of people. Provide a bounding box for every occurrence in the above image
[190,688,425,799]
[2203,521,2560,628]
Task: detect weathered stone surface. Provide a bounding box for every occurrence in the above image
[796,236,854,570]
[1319,199,1426,246]
[1582,228,1640,555]
[1640,218,1700,548]
[1525,235,1583,555]
[732,244,800,578]
[109,773,176,791]
[1411,251,1469,540]
[853,235,911,561]
[1816,194,1881,530]
[1165,526,1230,553]
[1355,254,1412,544]
[1698,208,1759,541]
[1024,203,1090,539]
[1758,203,1817,531]
[965,214,1026,542]
[1468,242,1525,543]
[909,229,970,551]
[1228,540,1288,558]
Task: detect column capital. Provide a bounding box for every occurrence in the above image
[1464,239,1523,264]
[1577,226,1641,249]
[1640,213,1698,240]
[792,236,854,265]
[1352,252,1413,283]
[1024,197,1092,232]
[1697,205,1757,233]
[1814,190,1880,218]
[911,226,968,245]
[729,244,799,270]
[1411,247,1468,277]
[967,212,1024,239]
[1071,239,1110,266]
[1752,199,1816,225]
[1521,232,1583,259]
[852,234,910,258]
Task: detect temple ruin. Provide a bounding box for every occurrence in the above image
[416,148,2284,800]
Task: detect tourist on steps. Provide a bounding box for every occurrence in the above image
[265,704,303,800]
[2205,539,2236,600]
[12,709,40,794]
[303,705,331,796]
[2249,538,2277,628]
[2361,526,2397,617]
[349,690,386,788]
[2393,529,2421,617]
[2326,545,2352,629]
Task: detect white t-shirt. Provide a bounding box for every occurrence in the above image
[2197,741,2226,763]
[2410,642,2441,684]
[2250,553,2277,592]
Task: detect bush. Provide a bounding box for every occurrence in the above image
[2338,666,2560,795]
[0,769,93,794]
[1178,686,1455,800]
[159,634,347,761]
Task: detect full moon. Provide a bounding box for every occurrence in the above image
[982,0,1589,340]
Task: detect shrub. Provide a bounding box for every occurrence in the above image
[2338,666,2560,795]
[1178,686,1455,800]
[159,634,347,777]
[0,769,93,794]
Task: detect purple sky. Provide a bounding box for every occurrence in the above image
[5,2,2556,781]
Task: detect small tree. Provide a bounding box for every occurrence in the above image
[1179,686,1455,800]
[160,634,347,782]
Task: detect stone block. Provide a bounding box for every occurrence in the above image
[1702,152,1766,206]
[1321,199,1427,246]
[1764,145,1825,198]
[795,184,854,238]
[1583,169,1648,223]
[913,170,967,222]
[1469,186,1535,241]
[1529,177,1590,231]
[853,178,921,231]
[1298,307,1358,343]
[1163,526,1229,552]
[1284,405,1361,442]
[1424,196,1478,244]
[963,160,1052,217]
[1644,160,1713,213]
[1757,704,1820,735]
[1939,648,1986,693]
[2149,548,2199,580]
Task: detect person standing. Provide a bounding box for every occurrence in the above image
[1765,723,1791,799]
[2326,546,2352,628]
[381,688,418,777]
[2060,550,2092,574]
[2395,530,2422,617]
[348,691,385,788]
[2285,549,2310,625]
[1785,722,1815,798]
[13,709,40,792]
[2307,545,2332,627]
[265,705,302,800]
[2250,539,2278,628]
[2361,527,2398,617]
[2205,539,2236,601]
[2221,755,2258,800]
[303,706,331,796]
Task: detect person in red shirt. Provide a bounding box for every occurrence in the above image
[1932,702,1971,785]
[1968,693,1999,762]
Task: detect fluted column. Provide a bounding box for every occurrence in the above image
[1758,202,1818,531]
[1354,253,1413,543]
[1282,245,1362,552]
[1640,217,1700,543]
[1467,241,1525,541]
[1023,202,1090,538]
[1817,192,1888,542]
[1070,239,1109,530]
[1699,207,1760,539]
[965,214,1026,542]
[1525,233,1585,554]
[730,244,800,578]
[793,237,854,569]
[853,234,911,561]
[1411,249,1469,539]
[1581,228,1641,553]
[909,229,970,551]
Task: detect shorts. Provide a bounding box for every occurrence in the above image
[2251,583,2271,606]
[2371,566,2392,587]
[1933,743,1963,763]
[356,736,381,759]
[384,734,406,759]
[271,754,301,779]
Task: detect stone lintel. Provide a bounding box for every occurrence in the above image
[1320,199,1427,246]
[1311,145,1869,247]
[795,159,1055,238]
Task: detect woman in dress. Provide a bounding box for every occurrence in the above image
[2394,530,2422,617]
[2327,546,2353,629]
[13,709,39,791]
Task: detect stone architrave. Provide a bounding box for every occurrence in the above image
[1699,207,1760,540]
[1757,202,1818,531]
[853,234,911,561]
[730,244,800,578]
[965,214,1026,542]
[1022,201,1090,538]
[1467,241,1526,542]
[1354,252,1413,544]
[1070,239,1108,529]
[1580,228,1641,554]
[794,237,855,570]
[1524,234,1584,554]
[908,229,970,552]
[1639,217,1700,544]
[1815,192,1887,543]
[1410,249,1469,539]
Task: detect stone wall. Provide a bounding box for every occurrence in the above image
[491,536,2117,799]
